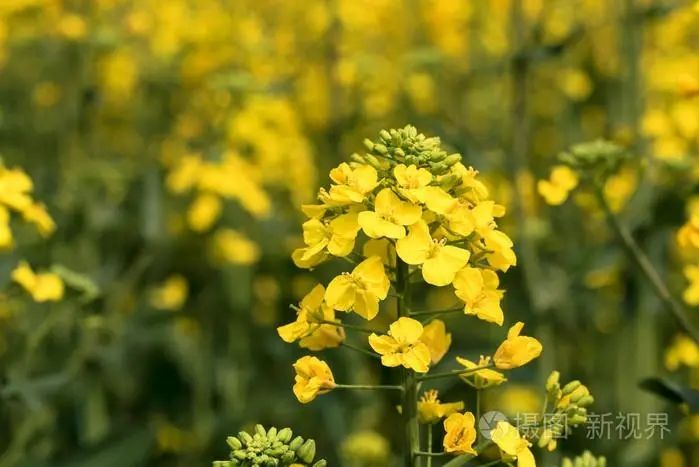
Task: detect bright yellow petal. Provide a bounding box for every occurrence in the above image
[324,275,355,311]
[389,317,424,344]
[369,334,400,355]
[396,220,432,265]
[358,211,406,239]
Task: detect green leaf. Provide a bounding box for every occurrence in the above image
[639,377,699,412]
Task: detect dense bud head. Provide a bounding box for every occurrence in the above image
[558,139,628,181]
[215,426,325,466]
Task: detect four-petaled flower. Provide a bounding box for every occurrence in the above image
[368,317,431,373]
[494,322,543,370]
[292,356,336,404]
[491,421,536,467]
[324,256,390,320]
[443,412,477,455]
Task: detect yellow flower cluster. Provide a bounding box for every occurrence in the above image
[0,162,55,249]
[279,127,562,466]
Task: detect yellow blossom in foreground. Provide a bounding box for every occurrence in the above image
[396,220,470,286]
[292,356,335,404]
[186,193,222,232]
[453,266,504,325]
[292,212,361,268]
[456,356,507,389]
[358,188,422,239]
[362,238,396,267]
[420,319,451,364]
[210,229,259,265]
[443,412,477,455]
[150,275,188,311]
[277,284,345,351]
[665,334,699,371]
[394,164,432,202]
[418,390,464,424]
[481,228,517,272]
[537,165,578,206]
[326,163,378,206]
[368,317,431,372]
[11,261,64,303]
[324,256,390,320]
[491,421,536,467]
[494,322,543,370]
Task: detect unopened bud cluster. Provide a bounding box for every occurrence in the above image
[537,372,595,451]
[353,125,462,177]
[558,140,628,181]
[561,450,607,467]
[214,425,326,467]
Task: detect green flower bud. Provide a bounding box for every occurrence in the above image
[363,138,374,151]
[372,143,388,155]
[297,439,316,463]
[254,425,267,437]
[276,428,293,443]
[576,395,594,407]
[443,154,462,167]
[312,460,327,467]
[227,436,243,450]
[562,380,582,395]
[239,432,253,446]
[379,130,391,141]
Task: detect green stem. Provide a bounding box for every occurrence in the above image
[341,342,381,359]
[594,186,699,343]
[334,384,403,392]
[417,365,495,382]
[408,306,463,318]
[475,389,482,444]
[397,259,420,467]
[414,451,444,458]
[426,424,434,467]
[317,319,376,334]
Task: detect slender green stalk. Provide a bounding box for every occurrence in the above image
[475,389,482,444]
[340,342,380,359]
[317,319,376,334]
[409,306,463,318]
[397,259,420,467]
[426,424,434,467]
[414,451,445,458]
[594,186,699,343]
[417,365,494,382]
[334,384,403,392]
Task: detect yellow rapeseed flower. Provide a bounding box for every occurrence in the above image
[21,202,55,237]
[292,212,361,268]
[11,261,64,303]
[442,412,477,455]
[324,256,390,320]
[0,205,13,250]
[420,319,451,364]
[150,275,188,311]
[394,164,432,202]
[491,421,536,467]
[0,166,33,211]
[187,193,222,232]
[418,390,464,424]
[683,265,699,305]
[210,229,260,265]
[493,322,543,370]
[537,165,578,206]
[358,188,422,239]
[396,220,470,286]
[665,334,699,371]
[453,266,504,325]
[292,356,335,404]
[456,356,507,389]
[325,163,378,206]
[277,284,345,351]
[368,317,431,373]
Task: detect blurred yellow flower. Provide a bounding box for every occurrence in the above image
[358,188,422,239]
[491,421,535,467]
[442,412,477,455]
[340,430,390,467]
[453,266,504,325]
[324,256,390,320]
[418,390,464,424]
[678,215,699,255]
[683,265,699,305]
[187,193,222,232]
[493,322,543,370]
[537,165,578,206]
[665,334,699,371]
[150,275,188,311]
[12,261,64,303]
[0,166,33,211]
[368,317,431,373]
[0,205,13,250]
[210,229,260,265]
[420,319,451,364]
[277,284,345,351]
[57,14,87,40]
[21,202,55,237]
[292,356,335,404]
[396,220,470,286]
